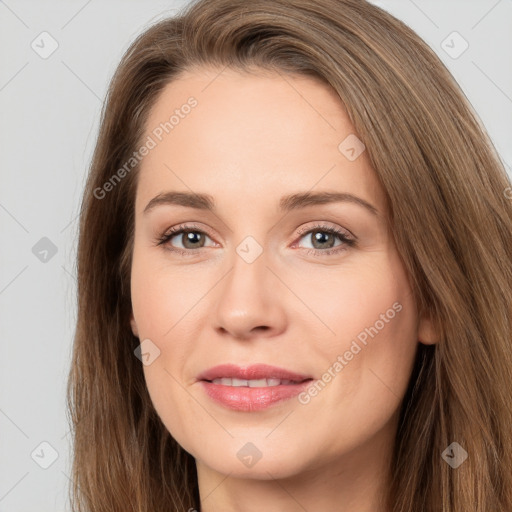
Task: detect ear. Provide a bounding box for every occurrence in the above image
[130,313,139,338]
[417,310,439,345]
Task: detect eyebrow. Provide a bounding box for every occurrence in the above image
[143,191,379,216]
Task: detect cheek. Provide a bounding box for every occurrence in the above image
[292,255,418,408]
[130,247,189,337]
[131,258,197,448]
[288,256,415,353]
[130,248,205,428]
[131,263,197,375]
[287,267,418,460]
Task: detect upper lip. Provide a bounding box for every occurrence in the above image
[197,364,313,383]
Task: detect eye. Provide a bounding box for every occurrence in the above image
[155,223,215,256]
[294,223,356,256]
[155,222,356,257]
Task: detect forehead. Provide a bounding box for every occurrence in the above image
[135,67,387,217]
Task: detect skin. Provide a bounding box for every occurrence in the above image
[129,66,438,512]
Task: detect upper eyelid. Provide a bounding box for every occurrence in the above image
[163,222,353,244]
[296,222,354,238]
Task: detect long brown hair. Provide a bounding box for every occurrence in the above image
[65,0,512,510]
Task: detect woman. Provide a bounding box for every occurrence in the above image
[66,0,512,510]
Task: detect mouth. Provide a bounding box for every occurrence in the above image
[196,364,314,411]
[197,363,313,385]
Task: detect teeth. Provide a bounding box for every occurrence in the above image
[248,379,267,387]
[210,378,297,387]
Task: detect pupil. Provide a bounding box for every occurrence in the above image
[184,231,203,248]
[313,231,334,249]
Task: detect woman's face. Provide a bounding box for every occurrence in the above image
[129,66,436,479]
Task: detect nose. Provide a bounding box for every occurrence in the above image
[213,247,287,341]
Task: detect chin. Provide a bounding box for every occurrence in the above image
[194,440,312,480]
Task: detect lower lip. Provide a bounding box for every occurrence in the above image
[200,380,313,411]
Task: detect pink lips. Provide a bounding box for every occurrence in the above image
[197,363,312,383]
[197,364,314,412]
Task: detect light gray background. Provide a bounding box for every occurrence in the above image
[0,1,511,510]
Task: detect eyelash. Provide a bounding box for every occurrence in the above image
[154,222,356,257]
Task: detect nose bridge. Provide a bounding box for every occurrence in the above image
[213,234,286,338]
[222,236,272,308]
